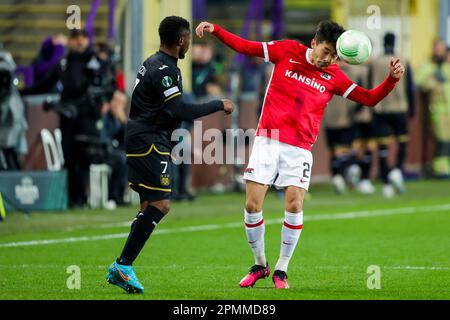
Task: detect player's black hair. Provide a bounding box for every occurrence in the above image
[314,21,345,46]
[158,16,190,46]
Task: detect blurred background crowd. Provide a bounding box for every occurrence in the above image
[0,0,449,210]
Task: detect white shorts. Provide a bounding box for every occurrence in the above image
[243,136,313,191]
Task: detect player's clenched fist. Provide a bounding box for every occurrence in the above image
[222,99,235,115]
[196,21,214,38]
[389,58,405,79]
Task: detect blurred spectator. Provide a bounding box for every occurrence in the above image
[101,91,128,208]
[240,56,267,126]
[31,34,67,86]
[240,56,264,100]
[21,29,112,208]
[416,39,450,177]
[324,60,359,194]
[192,42,221,98]
[351,63,376,194]
[94,42,119,107]
[0,49,28,170]
[369,32,415,197]
[96,42,129,208]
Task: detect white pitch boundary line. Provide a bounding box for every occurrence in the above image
[0,264,448,271]
[1,203,449,248]
[65,203,450,231]
[385,266,450,271]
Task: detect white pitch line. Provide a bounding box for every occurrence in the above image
[384,266,450,271]
[66,203,450,232]
[0,264,448,271]
[1,204,449,248]
[0,233,130,248]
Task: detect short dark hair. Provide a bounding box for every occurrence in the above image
[384,32,395,47]
[94,41,111,54]
[158,16,190,46]
[69,28,88,39]
[314,21,345,46]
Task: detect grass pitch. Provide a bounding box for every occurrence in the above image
[0,180,449,300]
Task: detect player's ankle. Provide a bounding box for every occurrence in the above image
[117,257,132,266]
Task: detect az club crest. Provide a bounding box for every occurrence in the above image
[320,72,331,80]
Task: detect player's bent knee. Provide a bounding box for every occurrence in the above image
[245,200,263,213]
[150,200,171,215]
[285,200,303,213]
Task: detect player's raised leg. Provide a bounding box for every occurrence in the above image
[273,186,305,289]
[239,180,270,287]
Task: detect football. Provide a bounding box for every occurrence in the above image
[336,30,372,65]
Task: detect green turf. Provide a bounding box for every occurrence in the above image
[0,180,449,300]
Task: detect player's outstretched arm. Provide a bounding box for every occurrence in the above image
[164,95,234,121]
[346,58,405,107]
[196,21,265,58]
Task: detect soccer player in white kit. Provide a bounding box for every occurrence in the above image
[196,20,405,289]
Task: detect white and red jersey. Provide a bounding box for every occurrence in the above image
[256,40,356,150]
[213,25,399,151]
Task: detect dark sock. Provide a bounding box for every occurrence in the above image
[117,256,132,265]
[118,205,165,265]
[378,144,390,183]
[347,153,358,168]
[396,142,407,169]
[331,156,339,175]
[331,153,348,176]
[444,142,450,156]
[338,154,351,176]
[360,150,372,180]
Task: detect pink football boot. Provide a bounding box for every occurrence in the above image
[272,270,290,289]
[239,264,270,288]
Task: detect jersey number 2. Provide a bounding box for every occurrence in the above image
[302,162,311,179]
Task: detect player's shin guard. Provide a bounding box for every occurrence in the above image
[118,205,165,264]
[244,210,266,266]
[275,211,303,272]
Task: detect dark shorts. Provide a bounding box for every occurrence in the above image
[373,113,408,140]
[353,122,376,141]
[326,127,354,149]
[127,144,173,202]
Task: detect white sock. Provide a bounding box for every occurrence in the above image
[244,210,266,266]
[275,211,303,272]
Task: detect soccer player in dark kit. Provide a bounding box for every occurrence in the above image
[106,16,234,293]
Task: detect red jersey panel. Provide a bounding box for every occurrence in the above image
[256,40,355,151]
[212,24,399,151]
